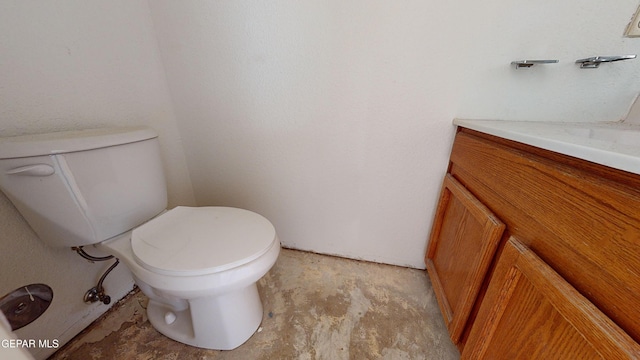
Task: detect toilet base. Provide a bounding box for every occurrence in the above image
[146,283,264,350]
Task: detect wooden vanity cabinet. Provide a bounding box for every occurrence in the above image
[425,174,504,343]
[462,237,640,359]
[426,128,640,357]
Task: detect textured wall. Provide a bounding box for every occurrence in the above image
[149,0,640,269]
[2,1,640,357]
[455,1,640,121]
[0,2,195,359]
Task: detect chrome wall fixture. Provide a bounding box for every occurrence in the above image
[575,55,637,68]
[511,59,559,69]
[511,55,637,69]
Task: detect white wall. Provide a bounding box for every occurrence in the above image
[0,2,195,359]
[149,0,640,269]
[2,1,640,357]
[149,1,461,267]
[456,1,640,122]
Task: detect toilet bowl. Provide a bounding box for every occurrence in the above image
[0,127,280,350]
[97,206,280,350]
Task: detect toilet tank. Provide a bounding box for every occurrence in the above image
[0,127,168,247]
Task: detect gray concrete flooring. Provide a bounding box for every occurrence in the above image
[49,249,459,359]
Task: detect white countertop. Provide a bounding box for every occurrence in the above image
[453,119,640,175]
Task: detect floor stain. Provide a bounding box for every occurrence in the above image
[49,249,459,360]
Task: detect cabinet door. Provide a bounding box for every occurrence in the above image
[462,237,640,360]
[425,174,505,343]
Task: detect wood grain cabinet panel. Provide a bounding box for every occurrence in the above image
[428,128,640,356]
[425,174,505,344]
[462,237,640,360]
[450,130,640,343]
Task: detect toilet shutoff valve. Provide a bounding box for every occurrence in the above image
[84,286,111,305]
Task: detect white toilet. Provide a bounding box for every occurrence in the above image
[0,127,280,350]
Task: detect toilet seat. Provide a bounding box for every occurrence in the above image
[131,206,277,277]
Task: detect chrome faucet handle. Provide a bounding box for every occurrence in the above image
[511,59,559,69]
[575,55,637,68]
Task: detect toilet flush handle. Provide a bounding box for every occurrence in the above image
[6,164,55,176]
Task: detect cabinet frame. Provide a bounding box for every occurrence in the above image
[449,129,640,344]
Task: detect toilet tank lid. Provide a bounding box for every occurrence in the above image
[0,126,158,159]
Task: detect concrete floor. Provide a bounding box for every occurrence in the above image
[49,249,459,360]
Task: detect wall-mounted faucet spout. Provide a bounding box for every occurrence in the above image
[575,54,636,68]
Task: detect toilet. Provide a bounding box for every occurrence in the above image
[0,127,280,350]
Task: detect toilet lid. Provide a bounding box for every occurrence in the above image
[131,206,277,277]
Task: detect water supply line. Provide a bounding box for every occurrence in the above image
[72,246,119,305]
